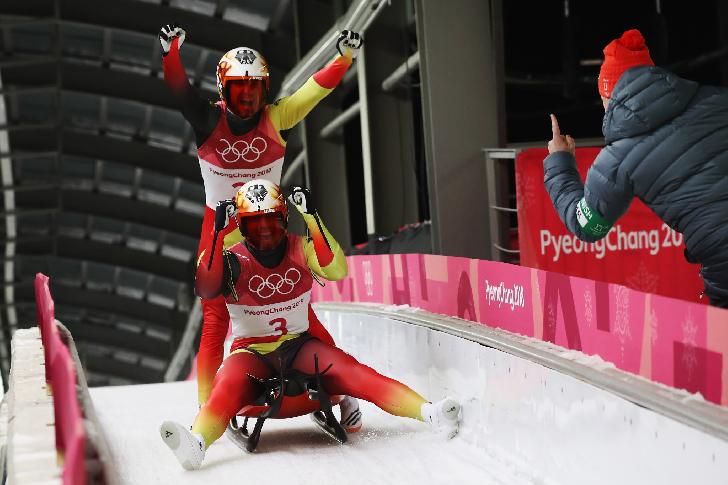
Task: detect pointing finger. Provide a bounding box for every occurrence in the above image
[550,113,561,137]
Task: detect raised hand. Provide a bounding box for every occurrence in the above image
[288,187,316,215]
[159,23,186,56]
[214,199,237,232]
[336,30,363,58]
[548,114,576,155]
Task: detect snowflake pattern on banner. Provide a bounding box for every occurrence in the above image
[613,285,631,363]
[625,261,659,293]
[546,300,556,337]
[650,307,658,347]
[681,307,698,380]
[362,260,374,297]
[583,289,593,327]
[515,173,537,211]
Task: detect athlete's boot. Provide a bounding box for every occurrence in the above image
[421,397,461,439]
[160,421,205,470]
[339,396,363,433]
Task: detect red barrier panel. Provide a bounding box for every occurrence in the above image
[35,273,87,485]
[34,273,58,382]
[49,340,86,485]
[514,148,704,303]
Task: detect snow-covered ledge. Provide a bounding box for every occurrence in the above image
[6,327,61,484]
[315,302,728,485]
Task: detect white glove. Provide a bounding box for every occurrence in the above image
[288,187,315,215]
[159,23,186,55]
[214,199,237,232]
[336,30,363,59]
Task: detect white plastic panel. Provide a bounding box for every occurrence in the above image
[317,307,728,485]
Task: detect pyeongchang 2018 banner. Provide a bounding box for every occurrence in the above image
[515,147,704,303]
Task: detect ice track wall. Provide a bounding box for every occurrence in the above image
[313,254,728,406]
[315,302,728,485]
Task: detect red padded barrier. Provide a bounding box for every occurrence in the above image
[35,273,87,485]
[34,273,57,382]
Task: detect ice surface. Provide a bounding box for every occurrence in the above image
[91,381,539,485]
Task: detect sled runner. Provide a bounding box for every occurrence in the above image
[225,353,347,452]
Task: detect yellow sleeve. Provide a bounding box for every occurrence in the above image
[268,53,352,132]
[268,77,332,132]
[301,212,348,281]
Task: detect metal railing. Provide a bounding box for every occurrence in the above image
[482,148,520,263]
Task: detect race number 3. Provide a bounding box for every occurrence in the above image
[268,317,288,336]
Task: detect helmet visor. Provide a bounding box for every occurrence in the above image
[241,212,286,250]
[226,78,266,118]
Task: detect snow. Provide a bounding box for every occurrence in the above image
[556,349,616,371]
[90,381,539,485]
[379,304,419,313]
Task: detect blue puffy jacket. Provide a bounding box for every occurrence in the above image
[543,66,728,306]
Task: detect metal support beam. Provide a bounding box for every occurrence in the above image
[415,0,506,258]
[357,1,419,237]
[279,0,391,97]
[281,150,306,187]
[341,62,358,86]
[319,101,360,139]
[381,51,419,92]
[482,148,518,262]
[295,0,352,247]
[357,46,375,236]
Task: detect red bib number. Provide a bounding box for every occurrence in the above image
[268,317,288,336]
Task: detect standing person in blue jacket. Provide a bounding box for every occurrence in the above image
[544,29,728,308]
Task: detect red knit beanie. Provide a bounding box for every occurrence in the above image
[598,29,654,98]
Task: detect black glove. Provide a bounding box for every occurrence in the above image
[159,22,186,56]
[214,199,237,232]
[288,187,316,215]
[336,30,363,58]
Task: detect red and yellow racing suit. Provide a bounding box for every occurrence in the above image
[192,212,427,448]
[163,38,353,404]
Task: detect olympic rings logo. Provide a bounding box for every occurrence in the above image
[216,137,268,163]
[248,268,301,299]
